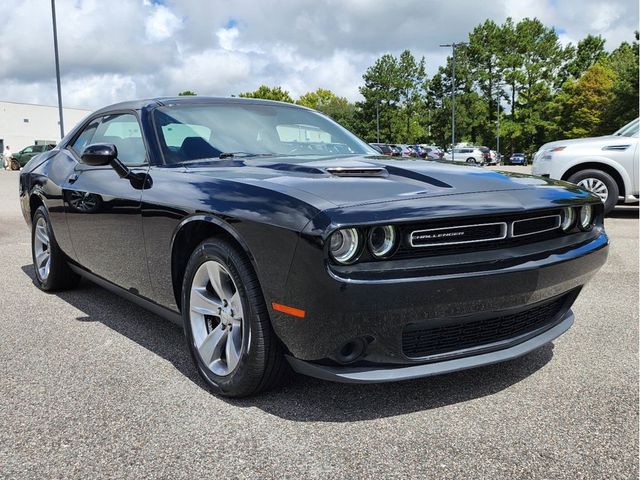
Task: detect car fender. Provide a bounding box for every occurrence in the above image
[170,213,259,269]
[552,154,632,194]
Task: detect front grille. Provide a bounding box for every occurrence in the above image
[411,222,506,247]
[512,215,560,237]
[402,295,567,359]
[395,209,564,259]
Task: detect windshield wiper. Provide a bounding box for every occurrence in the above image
[218,152,279,159]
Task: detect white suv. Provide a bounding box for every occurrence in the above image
[443,147,486,165]
[532,118,639,214]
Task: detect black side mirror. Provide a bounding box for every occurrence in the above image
[80,142,149,188]
[81,143,132,179]
[81,143,117,166]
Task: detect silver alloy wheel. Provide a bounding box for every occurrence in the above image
[33,217,51,281]
[577,178,608,202]
[189,260,245,377]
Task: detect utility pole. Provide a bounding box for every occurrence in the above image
[376,101,380,144]
[494,82,507,164]
[51,0,64,138]
[439,42,466,162]
[496,98,500,163]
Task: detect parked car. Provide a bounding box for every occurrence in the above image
[20,97,608,397]
[390,144,413,157]
[420,145,443,160]
[369,143,394,156]
[509,153,527,165]
[388,145,402,156]
[10,144,55,169]
[443,147,486,165]
[480,147,500,165]
[532,118,639,214]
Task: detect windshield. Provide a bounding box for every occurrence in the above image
[613,118,639,137]
[153,102,376,163]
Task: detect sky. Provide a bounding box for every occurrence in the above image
[0,0,637,110]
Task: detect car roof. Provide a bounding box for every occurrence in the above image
[92,96,311,115]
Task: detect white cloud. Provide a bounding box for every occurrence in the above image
[145,5,183,42]
[0,0,636,110]
[216,27,239,50]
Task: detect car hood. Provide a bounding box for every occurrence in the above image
[538,134,633,151]
[183,155,564,208]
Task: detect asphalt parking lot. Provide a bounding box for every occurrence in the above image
[0,168,637,479]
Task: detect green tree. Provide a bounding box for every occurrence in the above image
[178,90,197,96]
[396,50,427,142]
[551,63,616,138]
[355,51,428,143]
[510,19,570,153]
[467,19,506,140]
[238,85,294,103]
[602,31,639,130]
[566,35,607,79]
[356,53,402,142]
[296,88,356,130]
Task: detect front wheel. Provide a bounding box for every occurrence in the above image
[11,159,20,170]
[31,206,80,291]
[182,238,289,397]
[568,169,619,214]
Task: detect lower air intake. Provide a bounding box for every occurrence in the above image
[402,295,568,359]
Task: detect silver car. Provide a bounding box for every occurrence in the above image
[532,118,639,214]
[443,147,486,165]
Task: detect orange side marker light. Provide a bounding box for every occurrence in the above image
[271,302,306,318]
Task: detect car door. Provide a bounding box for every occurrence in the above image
[62,112,153,298]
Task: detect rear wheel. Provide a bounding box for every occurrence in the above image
[568,169,619,214]
[466,158,476,165]
[31,206,80,291]
[182,238,289,397]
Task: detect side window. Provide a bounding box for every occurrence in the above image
[23,147,34,153]
[71,119,100,155]
[90,113,147,166]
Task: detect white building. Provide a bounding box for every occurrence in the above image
[0,101,91,153]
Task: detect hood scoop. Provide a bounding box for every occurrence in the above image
[325,166,388,178]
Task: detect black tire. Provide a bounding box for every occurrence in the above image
[466,158,476,165]
[568,169,619,214]
[31,206,80,291]
[182,238,289,397]
[11,159,20,170]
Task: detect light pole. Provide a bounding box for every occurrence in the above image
[376,100,380,144]
[494,83,507,164]
[439,42,467,161]
[496,98,500,162]
[51,0,64,139]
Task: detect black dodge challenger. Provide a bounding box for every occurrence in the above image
[19,97,609,397]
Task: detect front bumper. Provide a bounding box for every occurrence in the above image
[286,310,573,383]
[270,228,608,381]
[531,157,551,176]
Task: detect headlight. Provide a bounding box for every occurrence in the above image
[329,228,360,264]
[560,207,576,232]
[579,205,593,231]
[368,225,397,258]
